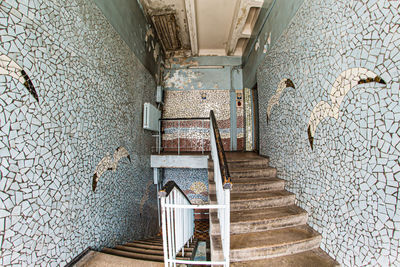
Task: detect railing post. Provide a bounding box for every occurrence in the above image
[201,120,204,154]
[224,189,230,266]
[161,196,168,267]
[158,119,162,154]
[166,195,173,267]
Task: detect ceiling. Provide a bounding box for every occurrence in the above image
[139,0,267,58]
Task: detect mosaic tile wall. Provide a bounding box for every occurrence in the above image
[163,168,209,204]
[0,0,159,265]
[236,92,245,151]
[257,0,400,266]
[162,90,233,151]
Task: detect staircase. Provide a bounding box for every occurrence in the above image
[75,236,198,267]
[209,152,339,266]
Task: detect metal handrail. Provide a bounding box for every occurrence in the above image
[159,181,192,204]
[159,111,231,267]
[209,110,232,189]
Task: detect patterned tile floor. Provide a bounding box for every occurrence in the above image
[194,219,209,241]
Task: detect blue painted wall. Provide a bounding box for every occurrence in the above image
[93,0,163,80]
[242,0,305,88]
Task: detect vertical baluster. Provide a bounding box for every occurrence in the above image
[201,120,204,154]
[171,191,176,267]
[166,195,173,267]
[161,196,168,267]
[177,120,180,155]
[158,120,161,154]
[181,193,185,257]
[224,189,231,266]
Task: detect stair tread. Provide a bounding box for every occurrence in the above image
[75,251,164,266]
[229,190,294,201]
[229,167,275,172]
[124,242,194,251]
[229,205,307,223]
[131,240,163,245]
[115,245,191,257]
[229,225,321,251]
[231,177,284,184]
[102,248,190,262]
[231,248,340,267]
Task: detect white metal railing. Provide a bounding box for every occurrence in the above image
[160,184,194,266]
[209,112,231,266]
[159,111,231,267]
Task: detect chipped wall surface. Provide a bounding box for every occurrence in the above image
[257,0,400,266]
[164,68,231,90]
[0,0,159,265]
[162,60,244,151]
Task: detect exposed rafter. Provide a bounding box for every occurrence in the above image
[226,0,264,56]
[184,0,198,56]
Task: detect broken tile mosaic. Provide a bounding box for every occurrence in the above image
[0,0,159,265]
[257,0,400,266]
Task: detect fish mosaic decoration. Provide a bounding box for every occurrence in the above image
[266,78,295,122]
[92,146,131,191]
[307,68,386,150]
[0,53,39,102]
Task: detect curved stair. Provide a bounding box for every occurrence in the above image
[209,151,339,266]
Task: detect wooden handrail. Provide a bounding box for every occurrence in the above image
[209,110,232,189]
[158,181,192,204]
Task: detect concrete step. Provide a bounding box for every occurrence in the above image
[227,158,270,169]
[230,248,340,267]
[210,190,295,211]
[209,177,285,193]
[124,242,195,252]
[75,251,164,267]
[229,167,277,178]
[210,205,308,234]
[115,245,192,257]
[211,225,321,262]
[129,240,163,245]
[102,248,190,262]
[225,152,266,162]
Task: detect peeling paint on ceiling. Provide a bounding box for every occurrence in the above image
[139,0,268,58]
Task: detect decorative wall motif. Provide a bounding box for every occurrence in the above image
[163,168,208,204]
[266,78,295,122]
[0,54,38,102]
[307,68,386,149]
[92,146,131,191]
[257,0,400,266]
[0,1,158,265]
